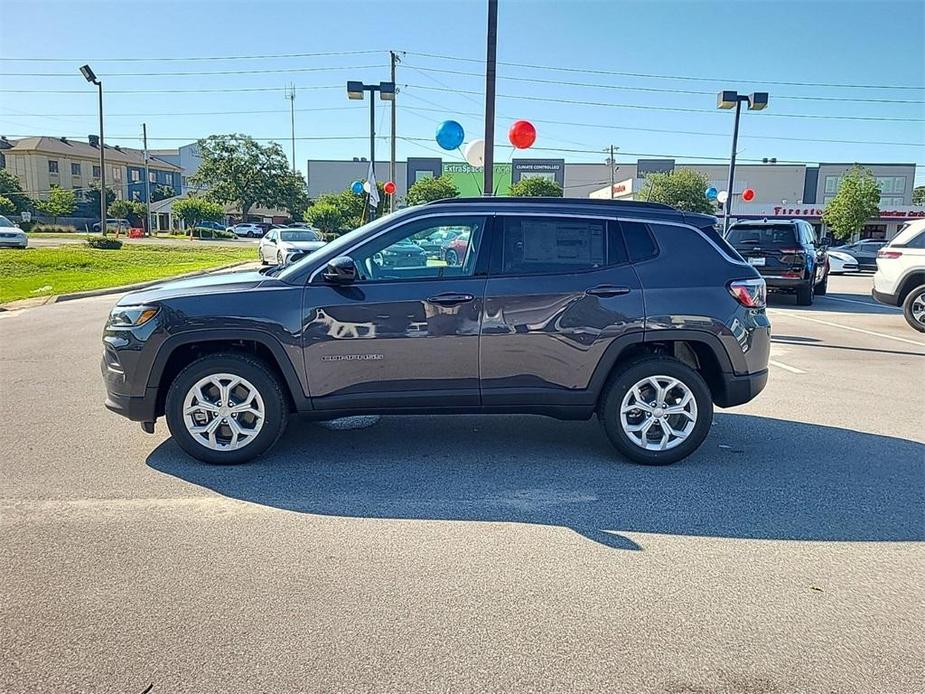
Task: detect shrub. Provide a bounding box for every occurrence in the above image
[30,224,79,233]
[86,236,123,250]
[18,221,35,232]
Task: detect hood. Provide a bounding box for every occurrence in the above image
[280,240,326,251]
[118,268,269,305]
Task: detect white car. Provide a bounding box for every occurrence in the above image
[258,227,326,265]
[228,223,263,238]
[0,215,28,248]
[827,250,859,275]
[872,219,925,332]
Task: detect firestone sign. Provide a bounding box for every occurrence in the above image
[740,205,925,220]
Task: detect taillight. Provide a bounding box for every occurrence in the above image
[877,250,902,259]
[728,278,767,308]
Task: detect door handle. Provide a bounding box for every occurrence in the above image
[426,293,474,306]
[585,285,631,297]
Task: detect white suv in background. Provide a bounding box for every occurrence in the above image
[872,219,925,332]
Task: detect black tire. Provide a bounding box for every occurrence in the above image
[815,268,828,296]
[796,281,814,306]
[165,353,288,464]
[445,249,458,266]
[277,251,285,265]
[599,356,713,466]
[902,284,925,333]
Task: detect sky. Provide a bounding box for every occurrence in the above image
[1,0,923,186]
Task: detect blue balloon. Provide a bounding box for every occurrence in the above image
[705,187,718,200]
[435,120,465,151]
[351,180,364,195]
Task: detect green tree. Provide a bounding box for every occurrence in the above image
[639,169,714,214]
[35,185,77,224]
[405,175,459,206]
[0,194,15,216]
[308,184,388,234]
[190,134,298,219]
[173,197,225,234]
[152,184,175,202]
[85,182,117,219]
[108,199,146,227]
[277,172,309,221]
[508,177,563,197]
[822,165,881,241]
[304,201,344,235]
[913,185,925,206]
[0,170,31,214]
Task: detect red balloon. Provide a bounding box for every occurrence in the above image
[742,188,756,202]
[384,180,396,195]
[508,120,537,149]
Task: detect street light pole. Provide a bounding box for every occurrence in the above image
[81,65,106,235]
[142,122,151,235]
[390,51,400,213]
[717,90,769,232]
[347,80,395,222]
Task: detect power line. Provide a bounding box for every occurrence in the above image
[403,84,925,123]
[400,99,923,147]
[0,64,385,78]
[0,106,358,118]
[403,50,925,91]
[401,64,925,105]
[0,49,385,63]
[0,85,343,95]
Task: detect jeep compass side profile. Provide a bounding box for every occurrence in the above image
[102,198,770,466]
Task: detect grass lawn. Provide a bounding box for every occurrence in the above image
[0,244,255,304]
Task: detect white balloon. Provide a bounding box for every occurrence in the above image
[716,190,729,204]
[362,180,371,193]
[464,139,485,168]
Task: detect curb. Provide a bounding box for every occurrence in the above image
[0,261,255,312]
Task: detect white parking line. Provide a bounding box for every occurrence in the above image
[768,359,806,374]
[819,295,901,311]
[775,311,925,347]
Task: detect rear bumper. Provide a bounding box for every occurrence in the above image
[762,276,809,290]
[713,369,769,408]
[872,287,900,307]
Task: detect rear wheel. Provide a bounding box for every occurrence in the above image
[165,353,288,464]
[796,281,814,306]
[902,285,925,333]
[599,357,713,465]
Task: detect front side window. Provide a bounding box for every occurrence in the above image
[351,216,487,282]
[500,216,605,275]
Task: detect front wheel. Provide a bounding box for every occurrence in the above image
[599,356,713,465]
[165,353,288,464]
[815,269,828,296]
[902,285,925,333]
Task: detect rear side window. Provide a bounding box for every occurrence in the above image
[898,231,925,249]
[727,224,798,246]
[694,221,742,260]
[500,216,605,275]
[619,221,659,262]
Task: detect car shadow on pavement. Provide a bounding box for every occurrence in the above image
[146,413,924,551]
[768,291,899,314]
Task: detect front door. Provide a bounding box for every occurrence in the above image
[302,215,490,411]
[480,215,645,406]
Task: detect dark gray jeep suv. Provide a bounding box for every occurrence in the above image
[102,198,770,466]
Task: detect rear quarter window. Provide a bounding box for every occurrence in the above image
[619,221,658,262]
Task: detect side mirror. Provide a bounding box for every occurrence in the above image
[322,255,358,284]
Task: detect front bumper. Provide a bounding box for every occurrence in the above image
[713,369,769,408]
[0,240,28,248]
[104,389,158,422]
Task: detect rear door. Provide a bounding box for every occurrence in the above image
[726,224,803,279]
[479,214,644,406]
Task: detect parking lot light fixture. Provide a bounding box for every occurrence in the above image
[81,64,106,234]
[345,80,396,221]
[717,89,769,232]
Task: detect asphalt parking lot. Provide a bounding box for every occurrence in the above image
[1,273,922,693]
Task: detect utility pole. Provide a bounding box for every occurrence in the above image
[142,123,152,235]
[285,84,296,173]
[483,0,498,196]
[609,144,616,199]
[389,51,400,212]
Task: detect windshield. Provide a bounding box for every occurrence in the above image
[280,230,320,242]
[727,225,797,246]
[0,215,15,228]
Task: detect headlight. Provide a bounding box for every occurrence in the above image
[109,305,159,328]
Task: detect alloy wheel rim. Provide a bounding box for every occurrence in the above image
[182,373,265,451]
[912,294,925,325]
[619,375,698,451]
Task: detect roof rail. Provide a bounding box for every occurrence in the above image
[424,196,674,211]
